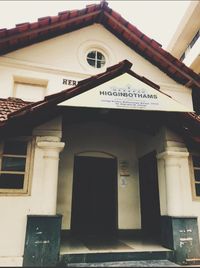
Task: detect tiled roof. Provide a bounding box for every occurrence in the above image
[0,97,32,122]
[0,1,200,90]
[0,59,200,147]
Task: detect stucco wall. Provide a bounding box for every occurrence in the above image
[57,120,141,230]
[0,117,62,266]
[0,24,193,110]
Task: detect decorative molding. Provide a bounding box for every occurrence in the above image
[0,56,90,78]
[37,141,65,152]
[157,150,189,160]
[36,136,61,143]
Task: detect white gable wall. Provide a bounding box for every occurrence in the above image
[0,24,193,109]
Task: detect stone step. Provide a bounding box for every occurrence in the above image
[58,250,175,266]
[186,258,200,266]
[59,259,180,267]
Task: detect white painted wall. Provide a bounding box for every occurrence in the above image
[0,118,62,266]
[0,24,193,110]
[57,120,141,230]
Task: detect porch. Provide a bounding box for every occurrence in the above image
[59,231,175,266]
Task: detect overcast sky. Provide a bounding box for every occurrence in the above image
[0,0,191,49]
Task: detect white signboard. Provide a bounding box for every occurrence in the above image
[59,73,193,112]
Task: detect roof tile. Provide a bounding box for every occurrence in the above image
[16,22,30,32]
[30,22,39,30]
[127,23,143,38]
[58,11,70,20]
[50,15,60,24]
[0,98,32,122]
[0,29,7,38]
[69,10,79,18]
[7,28,18,36]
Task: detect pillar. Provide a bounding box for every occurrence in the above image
[23,136,64,267]
[157,150,189,216]
[37,136,65,215]
[157,148,200,264]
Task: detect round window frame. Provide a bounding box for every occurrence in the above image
[86,50,106,69]
[77,40,115,73]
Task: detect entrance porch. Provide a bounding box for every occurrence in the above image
[59,231,175,266]
[22,108,200,266]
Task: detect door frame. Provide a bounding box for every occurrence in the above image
[139,150,161,237]
[70,153,118,235]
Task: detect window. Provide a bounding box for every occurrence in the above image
[191,154,200,198]
[78,40,114,72]
[0,138,34,195]
[179,29,200,62]
[180,52,185,62]
[86,50,106,68]
[190,30,200,49]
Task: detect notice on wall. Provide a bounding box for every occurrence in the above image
[119,160,130,188]
[119,160,130,176]
[59,73,193,112]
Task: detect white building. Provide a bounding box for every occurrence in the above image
[0,1,200,266]
[167,1,200,74]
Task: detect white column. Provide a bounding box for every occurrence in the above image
[157,150,189,216]
[37,137,65,215]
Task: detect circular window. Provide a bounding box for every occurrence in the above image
[86,50,106,68]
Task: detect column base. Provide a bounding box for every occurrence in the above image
[161,216,200,264]
[23,214,62,267]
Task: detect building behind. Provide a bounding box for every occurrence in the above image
[167,1,200,74]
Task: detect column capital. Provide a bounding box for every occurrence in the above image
[36,138,65,159]
[36,135,61,143]
[37,141,65,152]
[157,150,189,160]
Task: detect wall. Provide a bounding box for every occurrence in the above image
[57,119,141,230]
[0,24,193,110]
[0,117,62,266]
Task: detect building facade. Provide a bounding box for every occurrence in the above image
[0,1,200,266]
[167,1,200,74]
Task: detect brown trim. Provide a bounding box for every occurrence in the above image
[127,69,160,90]
[0,10,101,44]
[104,11,200,89]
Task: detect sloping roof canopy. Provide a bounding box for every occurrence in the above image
[0,59,200,149]
[0,97,30,122]
[0,60,135,127]
[0,1,200,90]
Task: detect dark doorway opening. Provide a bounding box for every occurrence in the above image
[71,156,118,238]
[139,151,161,238]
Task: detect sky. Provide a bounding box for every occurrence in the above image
[0,0,191,49]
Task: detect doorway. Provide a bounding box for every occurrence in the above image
[71,156,118,237]
[139,151,161,238]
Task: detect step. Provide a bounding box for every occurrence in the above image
[58,259,180,267]
[186,258,200,266]
[58,250,175,266]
